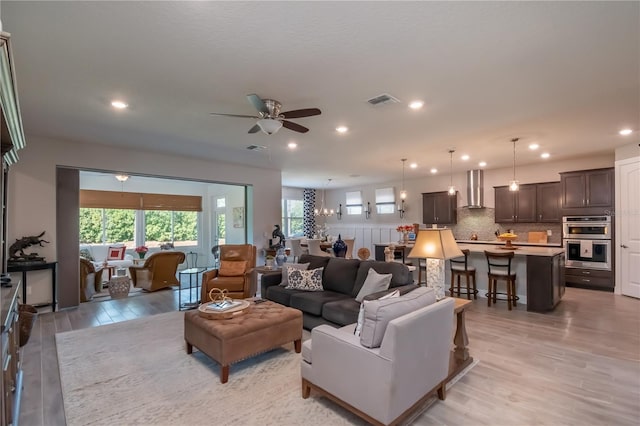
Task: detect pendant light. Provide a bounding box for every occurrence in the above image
[509,138,519,192]
[314,179,335,217]
[447,149,456,195]
[398,159,407,218]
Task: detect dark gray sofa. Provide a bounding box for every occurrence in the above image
[260,254,417,330]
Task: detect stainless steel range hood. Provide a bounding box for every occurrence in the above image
[466,170,485,208]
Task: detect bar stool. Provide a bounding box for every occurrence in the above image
[484,250,518,310]
[449,249,477,299]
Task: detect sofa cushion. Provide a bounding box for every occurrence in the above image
[285,267,324,291]
[79,248,95,261]
[322,298,361,326]
[352,261,413,298]
[218,260,248,277]
[355,289,400,336]
[265,285,304,306]
[107,246,126,260]
[289,291,351,316]
[360,286,436,348]
[209,276,245,292]
[298,254,331,271]
[355,268,392,302]
[280,263,310,287]
[322,258,361,295]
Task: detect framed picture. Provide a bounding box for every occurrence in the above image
[232,207,244,228]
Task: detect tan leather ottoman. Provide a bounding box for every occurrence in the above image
[184,300,303,383]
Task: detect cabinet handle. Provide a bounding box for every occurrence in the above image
[539,214,542,220]
[621,244,629,249]
[582,278,591,282]
[581,271,591,275]
[586,198,590,205]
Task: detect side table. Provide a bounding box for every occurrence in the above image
[7,261,58,311]
[178,267,208,310]
[108,276,131,299]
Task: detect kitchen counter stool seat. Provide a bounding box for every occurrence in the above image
[484,250,518,310]
[449,249,477,299]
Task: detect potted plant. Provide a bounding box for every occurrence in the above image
[135,245,149,259]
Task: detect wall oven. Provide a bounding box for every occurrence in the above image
[562,215,611,239]
[564,239,611,271]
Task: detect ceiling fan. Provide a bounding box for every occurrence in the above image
[210,94,321,135]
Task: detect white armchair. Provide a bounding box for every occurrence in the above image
[301,295,454,426]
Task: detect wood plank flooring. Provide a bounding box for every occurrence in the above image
[18,287,640,426]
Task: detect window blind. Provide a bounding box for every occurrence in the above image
[80,190,202,212]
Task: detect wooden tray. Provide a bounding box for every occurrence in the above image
[197,299,251,320]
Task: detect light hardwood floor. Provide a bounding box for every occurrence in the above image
[18,287,640,425]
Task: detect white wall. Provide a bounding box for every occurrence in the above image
[8,136,281,305]
[615,143,640,161]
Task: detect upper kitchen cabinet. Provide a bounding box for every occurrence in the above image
[536,182,561,222]
[494,184,537,223]
[0,32,26,164]
[560,168,614,215]
[422,191,457,225]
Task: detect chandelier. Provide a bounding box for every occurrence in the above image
[315,179,335,217]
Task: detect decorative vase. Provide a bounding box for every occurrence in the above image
[333,234,347,258]
[138,252,146,259]
[402,231,409,244]
[275,248,287,266]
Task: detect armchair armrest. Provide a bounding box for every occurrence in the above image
[260,271,283,299]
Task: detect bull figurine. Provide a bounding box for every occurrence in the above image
[9,231,50,261]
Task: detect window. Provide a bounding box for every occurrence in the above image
[79,208,135,244]
[282,199,304,237]
[345,191,363,215]
[375,187,396,214]
[144,210,198,248]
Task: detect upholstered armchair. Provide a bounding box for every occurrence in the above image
[301,290,454,426]
[129,251,185,292]
[201,244,257,301]
[80,257,104,302]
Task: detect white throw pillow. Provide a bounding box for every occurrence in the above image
[354,289,400,337]
[355,268,393,302]
[284,267,324,291]
[279,263,310,287]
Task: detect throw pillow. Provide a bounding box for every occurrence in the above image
[285,267,324,291]
[79,248,94,261]
[107,246,126,260]
[354,289,400,337]
[218,260,248,277]
[355,268,393,302]
[279,263,310,287]
[360,287,436,348]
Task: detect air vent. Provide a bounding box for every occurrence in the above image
[366,93,401,106]
[246,144,267,151]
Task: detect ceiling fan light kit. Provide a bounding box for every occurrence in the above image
[256,118,282,135]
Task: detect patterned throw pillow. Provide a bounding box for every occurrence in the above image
[79,248,95,261]
[279,263,311,287]
[107,246,126,260]
[285,267,324,291]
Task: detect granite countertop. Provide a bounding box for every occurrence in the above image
[457,243,565,257]
[456,239,562,248]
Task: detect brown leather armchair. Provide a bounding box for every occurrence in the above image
[129,251,185,292]
[201,244,257,301]
[80,257,104,302]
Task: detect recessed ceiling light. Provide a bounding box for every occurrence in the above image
[430,168,438,174]
[541,152,550,159]
[408,100,424,110]
[336,126,348,133]
[479,161,487,167]
[111,100,128,109]
[529,143,539,150]
[619,128,633,136]
[461,154,470,161]
[410,163,418,169]
[287,142,297,149]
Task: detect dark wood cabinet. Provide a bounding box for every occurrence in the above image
[494,184,537,223]
[527,253,565,312]
[561,168,614,215]
[565,267,613,291]
[422,191,457,225]
[536,182,561,222]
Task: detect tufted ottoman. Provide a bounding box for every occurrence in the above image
[184,300,302,383]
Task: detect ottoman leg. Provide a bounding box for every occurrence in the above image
[186,341,193,354]
[221,365,229,384]
[294,339,302,353]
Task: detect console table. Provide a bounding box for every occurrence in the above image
[7,261,58,311]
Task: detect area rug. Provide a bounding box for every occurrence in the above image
[56,311,477,426]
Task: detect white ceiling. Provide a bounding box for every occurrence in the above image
[3,1,639,188]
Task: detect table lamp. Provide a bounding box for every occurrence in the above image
[407,228,463,300]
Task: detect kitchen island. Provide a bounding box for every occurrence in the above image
[446,242,565,312]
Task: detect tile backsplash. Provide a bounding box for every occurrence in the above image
[451,207,562,244]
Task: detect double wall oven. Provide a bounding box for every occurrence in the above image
[563,216,611,271]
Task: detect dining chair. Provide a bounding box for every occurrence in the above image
[289,238,308,263]
[307,239,331,257]
[343,238,355,259]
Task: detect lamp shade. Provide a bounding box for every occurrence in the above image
[257,118,283,135]
[407,228,463,260]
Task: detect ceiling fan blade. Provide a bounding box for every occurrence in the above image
[210,112,259,119]
[247,94,269,114]
[248,124,261,134]
[280,108,322,119]
[282,120,309,133]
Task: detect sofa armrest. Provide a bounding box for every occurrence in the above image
[260,271,283,299]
